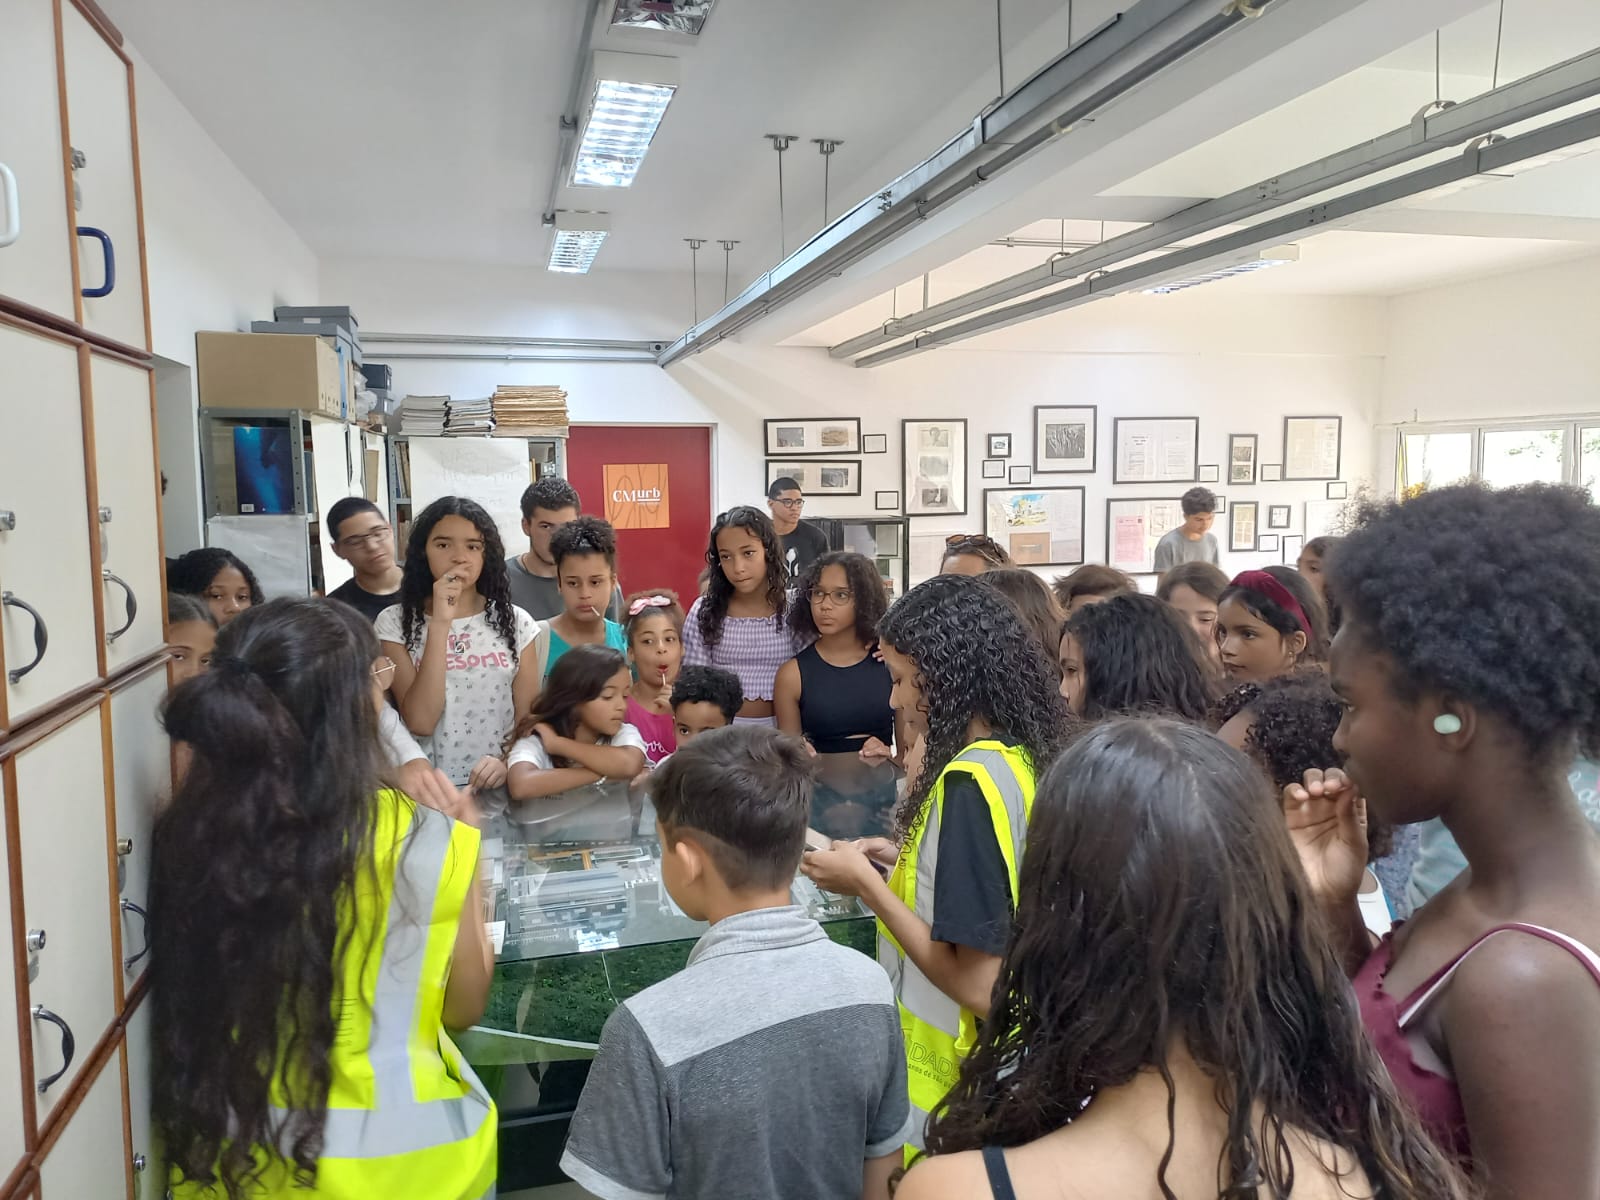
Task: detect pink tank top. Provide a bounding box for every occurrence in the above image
[624,698,676,765]
[1355,921,1600,1161]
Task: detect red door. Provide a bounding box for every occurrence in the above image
[565,425,712,606]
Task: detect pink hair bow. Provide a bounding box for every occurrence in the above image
[628,594,674,617]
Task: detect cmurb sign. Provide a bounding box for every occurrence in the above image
[603,463,671,529]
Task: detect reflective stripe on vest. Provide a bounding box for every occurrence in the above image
[877,742,1035,1148]
[265,797,496,1194]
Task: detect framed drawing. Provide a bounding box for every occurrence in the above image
[874,490,900,512]
[1033,405,1096,473]
[1228,434,1258,486]
[902,419,968,517]
[1198,464,1220,483]
[1258,533,1281,554]
[981,458,1005,479]
[1113,417,1198,484]
[863,433,888,454]
[764,417,862,457]
[765,459,861,496]
[1230,500,1259,552]
[1326,480,1349,500]
[1282,534,1305,565]
[987,432,1012,458]
[1008,464,1033,485]
[1261,463,1283,482]
[1105,497,1186,576]
[984,487,1086,568]
[1213,493,1227,513]
[1267,504,1291,529]
[1283,416,1343,481]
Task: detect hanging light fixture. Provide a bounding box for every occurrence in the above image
[570,52,680,189]
[547,211,611,274]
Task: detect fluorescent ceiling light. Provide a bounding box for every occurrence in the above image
[570,52,679,188]
[1143,244,1300,294]
[547,212,610,274]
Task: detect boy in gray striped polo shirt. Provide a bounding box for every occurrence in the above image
[561,724,913,1200]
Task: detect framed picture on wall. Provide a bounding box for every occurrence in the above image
[1230,500,1259,552]
[1105,497,1186,576]
[987,433,1012,458]
[874,490,900,512]
[1282,534,1305,565]
[1258,533,1281,554]
[1198,464,1220,483]
[766,459,861,496]
[1113,417,1198,484]
[863,433,888,454]
[982,458,1005,479]
[1261,463,1283,482]
[1267,504,1291,529]
[1229,434,1258,485]
[984,486,1086,568]
[764,418,862,457]
[1326,480,1349,499]
[1008,464,1033,485]
[902,419,968,516]
[1033,405,1096,473]
[1283,415,1343,480]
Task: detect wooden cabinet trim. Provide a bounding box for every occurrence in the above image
[64,0,124,53]
[51,0,85,331]
[78,346,108,682]
[1,758,40,1155]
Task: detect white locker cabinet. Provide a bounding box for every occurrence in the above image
[60,1,148,352]
[0,318,100,729]
[36,1049,129,1200]
[90,353,163,671]
[107,666,166,993]
[0,0,77,321]
[13,703,117,1126]
[0,754,28,1189]
[122,999,159,1200]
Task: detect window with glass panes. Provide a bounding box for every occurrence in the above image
[1399,420,1600,501]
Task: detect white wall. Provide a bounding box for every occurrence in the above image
[324,257,1384,580]
[131,46,320,550]
[1382,253,1600,425]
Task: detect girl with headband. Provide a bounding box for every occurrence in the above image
[1216,565,1329,684]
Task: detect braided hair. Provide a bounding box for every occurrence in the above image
[396,496,519,662]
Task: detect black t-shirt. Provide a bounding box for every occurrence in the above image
[328,577,401,624]
[929,770,1014,958]
[780,520,830,578]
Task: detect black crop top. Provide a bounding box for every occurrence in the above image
[794,644,894,753]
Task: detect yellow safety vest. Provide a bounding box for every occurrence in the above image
[174,791,497,1200]
[877,741,1036,1151]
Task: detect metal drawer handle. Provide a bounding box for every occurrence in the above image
[0,509,15,532]
[104,569,137,643]
[77,225,115,297]
[1,591,48,683]
[122,899,150,970]
[32,1005,75,1093]
[0,162,18,248]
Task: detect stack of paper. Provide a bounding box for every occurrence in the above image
[400,394,449,436]
[491,385,570,437]
[445,396,495,436]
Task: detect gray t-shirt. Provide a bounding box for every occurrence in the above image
[1152,527,1220,571]
[560,905,914,1200]
[506,553,623,623]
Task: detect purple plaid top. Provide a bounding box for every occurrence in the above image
[682,596,813,702]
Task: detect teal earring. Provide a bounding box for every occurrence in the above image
[1433,714,1462,735]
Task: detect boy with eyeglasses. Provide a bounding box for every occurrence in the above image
[326,497,404,621]
[767,475,829,578]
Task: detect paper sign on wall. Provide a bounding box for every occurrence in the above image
[604,463,671,529]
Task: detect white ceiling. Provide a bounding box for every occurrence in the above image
[103,0,1103,277]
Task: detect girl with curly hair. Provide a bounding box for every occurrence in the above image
[377,496,542,789]
[1057,591,1216,722]
[801,574,1072,1153]
[168,546,265,626]
[682,506,810,725]
[1287,483,1600,1187]
[776,551,902,761]
[153,598,495,1200]
[895,719,1472,1200]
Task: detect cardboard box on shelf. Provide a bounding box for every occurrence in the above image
[197,331,341,417]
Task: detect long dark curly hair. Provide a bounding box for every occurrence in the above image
[920,718,1473,1200]
[397,496,519,661]
[151,598,392,1198]
[697,505,789,647]
[789,550,888,644]
[878,574,1072,843]
[168,546,265,605]
[1064,591,1217,722]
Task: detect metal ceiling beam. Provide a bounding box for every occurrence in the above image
[832,45,1600,361]
[852,105,1600,368]
[655,0,1281,368]
[363,331,669,353]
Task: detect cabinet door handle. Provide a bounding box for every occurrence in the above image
[121,899,150,970]
[1,591,48,683]
[32,1005,75,1093]
[104,569,137,643]
[77,225,115,297]
[0,162,19,248]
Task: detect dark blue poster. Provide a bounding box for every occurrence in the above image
[233,425,295,514]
